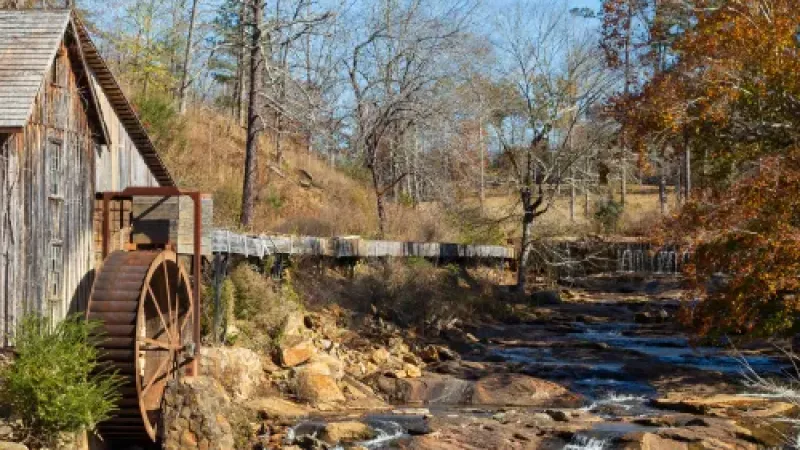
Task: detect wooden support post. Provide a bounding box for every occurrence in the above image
[212,253,223,344]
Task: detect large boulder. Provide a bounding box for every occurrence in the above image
[376,374,473,404]
[376,373,581,408]
[161,377,235,450]
[651,393,794,417]
[247,396,311,420]
[280,311,309,338]
[200,346,265,401]
[279,336,316,368]
[303,353,345,380]
[319,421,375,444]
[419,344,460,363]
[294,370,345,406]
[471,374,583,408]
[340,375,387,409]
[370,348,391,365]
[619,432,689,450]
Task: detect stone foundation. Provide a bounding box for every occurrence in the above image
[161,377,235,450]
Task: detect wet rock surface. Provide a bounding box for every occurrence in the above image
[184,279,794,449]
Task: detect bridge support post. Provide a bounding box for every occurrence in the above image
[212,252,229,344]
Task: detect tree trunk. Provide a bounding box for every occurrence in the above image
[569,168,576,222]
[236,0,248,125]
[684,136,691,201]
[275,44,289,164]
[479,113,486,210]
[620,158,627,206]
[584,159,591,218]
[659,164,667,215]
[178,0,199,113]
[675,158,682,205]
[516,194,534,293]
[371,164,387,238]
[275,112,283,163]
[240,0,264,228]
[584,187,590,218]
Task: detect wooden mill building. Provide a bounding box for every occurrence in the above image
[0,9,177,344]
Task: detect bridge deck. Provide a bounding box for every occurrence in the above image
[211,230,515,260]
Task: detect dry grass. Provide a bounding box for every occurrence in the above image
[164,108,463,241]
[294,259,519,333]
[164,108,670,243]
[479,184,675,241]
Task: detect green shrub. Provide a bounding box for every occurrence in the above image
[229,265,302,351]
[405,256,433,269]
[1,314,122,448]
[264,188,284,211]
[133,92,187,154]
[201,278,236,342]
[594,197,623,233]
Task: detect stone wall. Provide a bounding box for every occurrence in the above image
[161,377,235,450]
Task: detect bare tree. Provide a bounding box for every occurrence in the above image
[490,1,614,292]
[341,0,476,237]
[240,0,264,228]
[177,0,200,112]
[239,0,332,227]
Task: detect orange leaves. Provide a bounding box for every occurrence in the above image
[622,0,800,160]
[674,149,800,337]
[623,0,800,337]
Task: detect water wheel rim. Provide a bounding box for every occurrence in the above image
[133,250,194,441]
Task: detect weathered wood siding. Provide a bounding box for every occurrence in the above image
[92,74,158,191]
[131,195,213,256]
[0,39,97,343]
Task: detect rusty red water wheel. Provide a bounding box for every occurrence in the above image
[87,250,195,444]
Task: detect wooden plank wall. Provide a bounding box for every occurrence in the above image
[0,39,96,343]
[131,195,213,256]
[92,73,158,191]
[92,199,131,267]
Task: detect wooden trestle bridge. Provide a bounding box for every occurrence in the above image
[210,229,516,260]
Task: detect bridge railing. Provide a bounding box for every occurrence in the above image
[210,230,515,260]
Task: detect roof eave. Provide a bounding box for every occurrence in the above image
[71,12,176,187]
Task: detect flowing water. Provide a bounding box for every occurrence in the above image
[563,435,610,450]
[287,302,790,449]
[477,312,791,447]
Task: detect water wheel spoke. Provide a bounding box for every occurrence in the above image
[173,266,181,339]
[163,262,173,330]
[146,285,174,343]
[178,302,193,341]
[140,355,172,397]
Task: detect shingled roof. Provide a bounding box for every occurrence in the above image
[0,10,71,129]
[0,9,174,187]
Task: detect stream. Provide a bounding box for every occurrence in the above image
[287,298,793,449]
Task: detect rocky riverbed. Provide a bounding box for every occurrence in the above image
[168,277,797,450]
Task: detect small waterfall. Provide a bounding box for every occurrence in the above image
[618,248,633,272]
[632,248,644,273]
[355,421,406,449]
[617,245,648,273]
[564,434,610,450]
[651,247,681,274]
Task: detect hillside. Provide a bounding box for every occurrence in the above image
[154,108,670,244]
[159,108,462,242]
